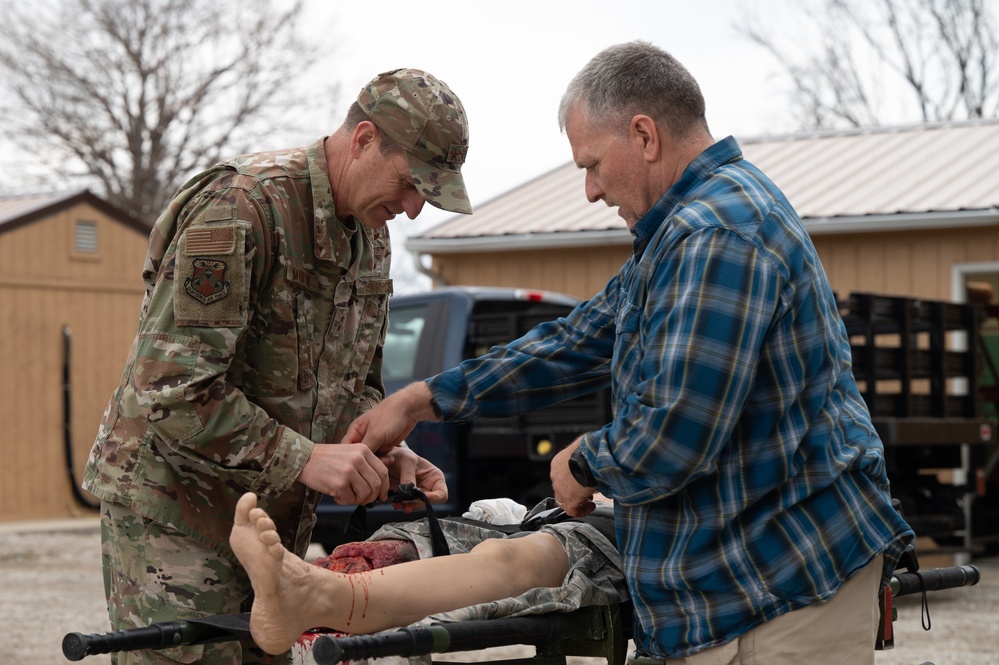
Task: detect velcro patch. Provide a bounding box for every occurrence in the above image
[202,205,236,222]
[355,278,394,296]
[175,223,246,328]
[185,226,236,255]
[286,263,320,292]
[446,143,468,165]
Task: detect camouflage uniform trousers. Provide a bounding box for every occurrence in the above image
[100,501,287,665]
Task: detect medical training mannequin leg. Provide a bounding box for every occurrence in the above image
[230,492,570,655]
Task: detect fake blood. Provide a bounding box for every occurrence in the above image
[314,539,419,571]
[310,539,417,629]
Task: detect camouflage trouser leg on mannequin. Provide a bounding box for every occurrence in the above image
[100,501,288,665]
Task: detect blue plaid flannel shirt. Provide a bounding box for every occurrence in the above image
[428,136,914,658]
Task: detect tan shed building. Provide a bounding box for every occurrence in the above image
[407,119,999,307]
[0,190,150,522]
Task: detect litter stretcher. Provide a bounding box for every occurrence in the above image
[63,601,632,665]
[62,490,983,664]
[58,564,984,664]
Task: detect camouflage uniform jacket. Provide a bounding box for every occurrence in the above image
[84,138,393,560]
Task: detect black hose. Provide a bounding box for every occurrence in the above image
[62,325,100,511]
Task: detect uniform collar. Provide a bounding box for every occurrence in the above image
[309,137,356,267]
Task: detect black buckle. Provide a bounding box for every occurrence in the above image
[519,500,577,531]
[344,483,451,557]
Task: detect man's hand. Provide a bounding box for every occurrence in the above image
[380,446,448,512]
[551,439,597,517]
[297,443,389,505]
[344,382,440,454]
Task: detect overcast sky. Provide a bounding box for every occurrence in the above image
[3,0,801,291]
[304,0,796,263]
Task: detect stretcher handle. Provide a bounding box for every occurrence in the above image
[62,613,251,661]
[312,615,563,665]
[63,622,196,661]
[891,564,980,598]
[312,625,437,664]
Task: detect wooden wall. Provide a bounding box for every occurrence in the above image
[427,224,999,304]
[430,245,632,301]
[0,203,148,521]
[812,226,999,301]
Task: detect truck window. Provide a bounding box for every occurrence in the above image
[383,304,428,381]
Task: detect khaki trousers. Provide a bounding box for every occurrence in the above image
[636,555,884,665]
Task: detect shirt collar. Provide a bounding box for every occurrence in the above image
[631,135,743,255]
[308,137,356,266]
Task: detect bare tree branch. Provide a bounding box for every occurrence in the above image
[0,0,336,222]
[736,0,999,130]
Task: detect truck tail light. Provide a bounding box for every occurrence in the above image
[515,289,545,302]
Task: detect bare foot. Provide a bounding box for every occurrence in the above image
[230,493,330,654]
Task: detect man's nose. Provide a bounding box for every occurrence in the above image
[403,191,426,219]
[584,173,603,204]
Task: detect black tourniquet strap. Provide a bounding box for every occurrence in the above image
[185,613,253,639]
[345,483,451,557]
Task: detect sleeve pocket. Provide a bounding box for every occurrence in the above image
[132,333,205,441]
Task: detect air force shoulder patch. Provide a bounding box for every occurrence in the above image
[174,220,245,328]
[185,258,231,304]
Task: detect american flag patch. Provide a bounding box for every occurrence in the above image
[185,225,236,255]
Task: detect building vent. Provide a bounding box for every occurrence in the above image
[75,220,98,253]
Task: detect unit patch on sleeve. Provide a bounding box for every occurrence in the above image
[185,258,231,304]
[174,221,246,328]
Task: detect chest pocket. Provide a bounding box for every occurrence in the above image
[612,292,645,412]
[614,299,643,371]
[616,299,641,336]
[331,277,392,400]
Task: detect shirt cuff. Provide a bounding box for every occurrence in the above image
[425,369,478,421]
[250,425,315,497]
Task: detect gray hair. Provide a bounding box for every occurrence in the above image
[558,41,709,139]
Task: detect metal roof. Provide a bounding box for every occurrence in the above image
[408,119,999,254]
[0,189,148,236]
[0,191,81,227]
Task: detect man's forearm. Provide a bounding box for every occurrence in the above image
[387,381,441,422]
[344,381,441,454]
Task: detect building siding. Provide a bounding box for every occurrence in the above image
[427,225,999,305]
[0,201,147,521]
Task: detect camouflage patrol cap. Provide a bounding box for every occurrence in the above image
[358,68,472,214]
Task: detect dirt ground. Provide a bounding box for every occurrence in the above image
[1,517,997,665]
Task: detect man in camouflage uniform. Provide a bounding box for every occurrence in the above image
[84,68,472,665]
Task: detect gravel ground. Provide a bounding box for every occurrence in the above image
[2,517,997,665]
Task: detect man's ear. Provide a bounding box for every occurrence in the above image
[349,120,379,159]
[630,115,660,163]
